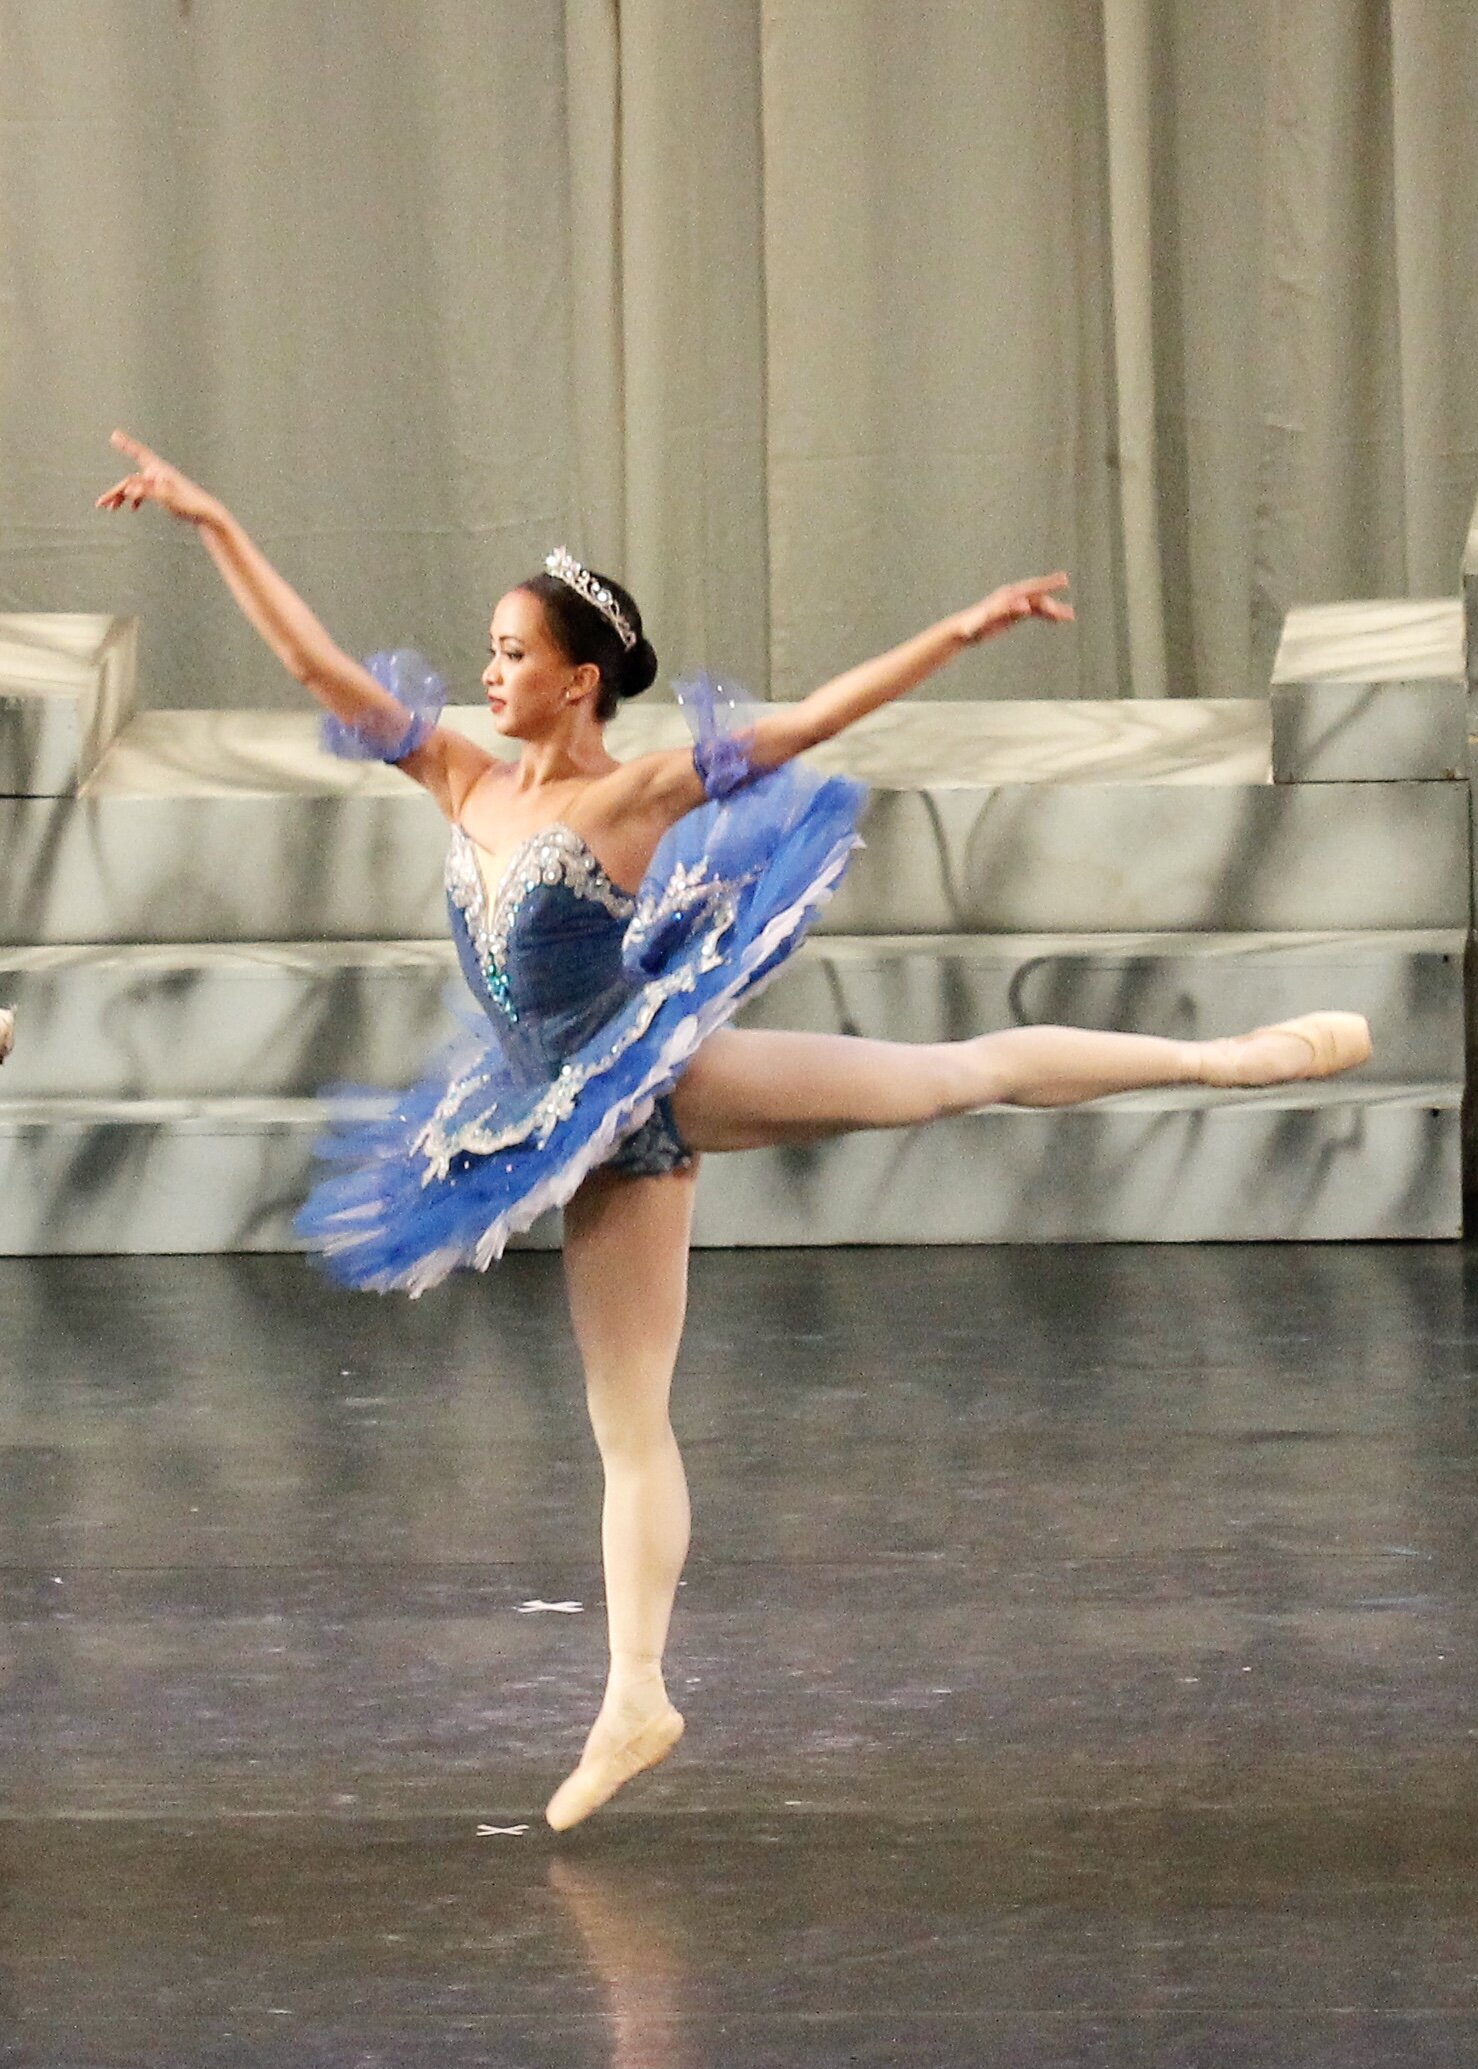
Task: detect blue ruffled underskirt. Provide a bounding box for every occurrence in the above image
[295,720,865,1296]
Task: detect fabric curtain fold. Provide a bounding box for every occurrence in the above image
[1102,0,1169,700]
[563,0,626,577]
[0,1,1472,708]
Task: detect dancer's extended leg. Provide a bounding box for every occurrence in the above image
[670,1013,1370,1151]
[546,1161,698,1830]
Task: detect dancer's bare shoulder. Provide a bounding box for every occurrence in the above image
[585,745,708,830]
[398,728,505,822]
[552,752,702,878]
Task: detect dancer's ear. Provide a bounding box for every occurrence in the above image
[568,660,602,707]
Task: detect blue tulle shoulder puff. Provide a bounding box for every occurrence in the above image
[677,671,761,800]
[619,672,759,973]
[622,671,864,982]
[321,649,448,762]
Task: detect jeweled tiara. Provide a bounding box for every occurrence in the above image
[544,547,637,652]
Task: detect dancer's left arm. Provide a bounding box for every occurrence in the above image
[747,573,1072,766]
[620,573,1071,820]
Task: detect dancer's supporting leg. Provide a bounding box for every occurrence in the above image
[546,1160,698,1830]
[670,1012,1371,1150]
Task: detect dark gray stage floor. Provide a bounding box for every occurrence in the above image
[0,1244,1475,2067]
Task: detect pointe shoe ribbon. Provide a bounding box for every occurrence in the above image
[545,1706,684,1832]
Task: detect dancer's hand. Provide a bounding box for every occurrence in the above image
[95,430,221,527]
[954,572,1073,645]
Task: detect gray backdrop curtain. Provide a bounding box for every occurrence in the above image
[1,0,1475,712]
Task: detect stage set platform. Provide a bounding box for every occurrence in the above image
[0,560,1472,1252]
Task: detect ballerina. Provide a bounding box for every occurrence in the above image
[97,429,1371,1828]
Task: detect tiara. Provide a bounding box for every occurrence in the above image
[544,547,637,651]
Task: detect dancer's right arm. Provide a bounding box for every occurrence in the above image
[96,432,491,818]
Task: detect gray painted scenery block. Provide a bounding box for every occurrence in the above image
[0,794,452,946]
[90,699,1274,795]
[694,1084,1462,1245]
[1272,599,1465,688]
[0,658,1461,1252]
[740,929,1463,1085]
[0,777,1464,946]
[0,927,1459,1098]
[0,1083,1457,1254]
[0,941,464,1099]
[1270,680,1467,783]
[0,615,137,797]
[826,782,1469,936]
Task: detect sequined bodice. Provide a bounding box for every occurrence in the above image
[445,823,638,1078]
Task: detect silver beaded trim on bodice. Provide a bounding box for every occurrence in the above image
[420,829,746,1187]
[446,823,635,1020]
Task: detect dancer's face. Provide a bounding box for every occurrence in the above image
[482,589,595,738]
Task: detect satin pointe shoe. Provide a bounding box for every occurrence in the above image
[1198,1010,1372,1089]
[0,1009,14,1064]
[1265,1010,1373,1078]
[545,1705,685,1832]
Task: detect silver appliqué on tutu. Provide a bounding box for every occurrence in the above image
[446,824,635,1025]
[422,827,743,1180]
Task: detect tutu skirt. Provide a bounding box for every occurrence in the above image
[295,674,865,1295]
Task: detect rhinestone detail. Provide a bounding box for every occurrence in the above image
[423,834,743,1182]
[544,547,638,650]
[446,824,635,1026]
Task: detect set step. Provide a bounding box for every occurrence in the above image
[0,929,1459,1098]
[0,1082,1457,1254]
[0,628,1465,1249]
[0,775,1466,943]
[1270,599,1468,784]
[0,699,1460,943]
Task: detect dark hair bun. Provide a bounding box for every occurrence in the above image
[524,565,655,721]
[622,637,659,699]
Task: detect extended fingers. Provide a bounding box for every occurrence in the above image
[962,573,1075,640]
[110,428,156,467]
[1011,572,1074,622]
[1017,571,1070,602]
[99,431,153,510]
[95,471,154,511]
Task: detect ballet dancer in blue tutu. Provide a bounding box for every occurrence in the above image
[98,429,1370,1827]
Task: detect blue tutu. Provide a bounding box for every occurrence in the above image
[296,660,865,1294]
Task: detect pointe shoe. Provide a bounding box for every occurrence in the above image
[1199,1010,1372,1089]
[0,1009,13,1064]
[545,1705,685,1832]
[1265,1010,1372,1078]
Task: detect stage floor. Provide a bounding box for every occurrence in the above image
[1,1245,1475,2066]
